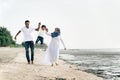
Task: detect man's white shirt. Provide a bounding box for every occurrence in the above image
[21,27,35,42]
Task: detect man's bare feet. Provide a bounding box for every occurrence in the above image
[31,61,34,64]
[51,64,54,67]
[55,63,59,66]
[28,61,30,64]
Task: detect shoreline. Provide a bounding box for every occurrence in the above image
[60,58,105,79]
[0,48,103,80]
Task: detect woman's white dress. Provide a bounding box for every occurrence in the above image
[43,33,66,65]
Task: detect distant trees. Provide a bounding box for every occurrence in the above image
[0,27,15,47]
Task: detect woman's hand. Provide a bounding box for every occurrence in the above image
[64,48,66,50]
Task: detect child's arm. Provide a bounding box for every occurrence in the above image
[14,30,21,40]
[60,37,66,50]
[46,32,51,36]
[45,28,51,36]
[35,22,41,31]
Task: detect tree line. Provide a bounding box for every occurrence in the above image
[0,27,15,47]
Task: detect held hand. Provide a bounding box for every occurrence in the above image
[36,22,41,31]
[38,22,41,26]
[64,48,66,50]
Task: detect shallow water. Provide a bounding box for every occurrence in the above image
[60,49,120,80]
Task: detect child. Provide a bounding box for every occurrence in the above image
[43,27,66,66]
[35,25,46,45]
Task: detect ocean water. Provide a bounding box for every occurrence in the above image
[60,49,120,80]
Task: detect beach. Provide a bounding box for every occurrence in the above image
[0,48,103,80]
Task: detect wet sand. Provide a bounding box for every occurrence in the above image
[0,48,103,80]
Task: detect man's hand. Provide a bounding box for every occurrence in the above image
[38,22,41,26]
[35,22,41,31]
[14,30,21,40]
[14,36,17,40]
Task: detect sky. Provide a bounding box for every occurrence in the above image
[1,0,120,49]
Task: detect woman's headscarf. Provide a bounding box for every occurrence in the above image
[51,28,60,38]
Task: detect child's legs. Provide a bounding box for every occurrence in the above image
[39,36,44,45]
[40,37,44,45]
[35,36,40,44]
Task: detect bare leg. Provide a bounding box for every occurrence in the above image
[51,63,54,67]
[55,59,59,66]
[31,61,34,64]
[55,62,59,66]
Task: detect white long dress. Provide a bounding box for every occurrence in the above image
[43,32,66,65]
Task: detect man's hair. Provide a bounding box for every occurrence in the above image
[41,25,46,28]
[25,20,30,23]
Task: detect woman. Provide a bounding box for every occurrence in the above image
[43,28,66,66]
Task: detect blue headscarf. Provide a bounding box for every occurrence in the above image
[51,28,60,38]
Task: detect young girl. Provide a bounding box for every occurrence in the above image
[43,28,66,66]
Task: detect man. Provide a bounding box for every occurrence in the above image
[14,20,41,64]
[35,25,46,46]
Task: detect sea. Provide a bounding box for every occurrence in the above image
[60,49,120,80]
